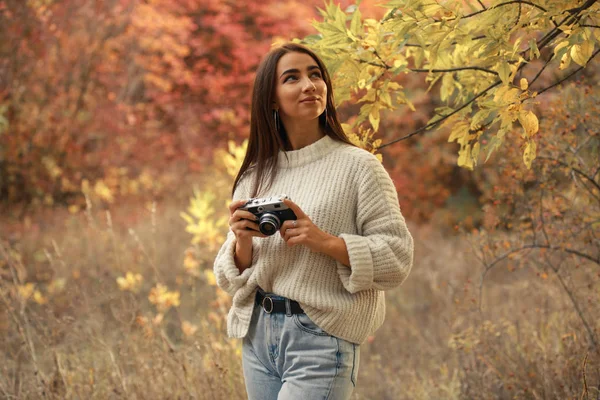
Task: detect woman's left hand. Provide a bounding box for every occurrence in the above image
[279,198,333,253]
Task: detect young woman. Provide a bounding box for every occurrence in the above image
[213,43,414,399]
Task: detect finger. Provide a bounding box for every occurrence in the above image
[232,210,259,222]
[233,219,260,232]
[229,199,248,214]
[282,199,307,219]
[286,234,302,247]
[283,228,298,242]
[281,219,300,231]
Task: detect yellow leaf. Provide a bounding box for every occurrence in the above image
[518,111,539,138]
[457,146,474,170]
[553,40,570,56]
[448,121,469,143]
[523,140,537,169]
[94,180,114,203]
[17,283,35,301]
[441,73,454,102]
[369,104,380,131]
[520,78,528,91]
[471,142,480,162]
[116,272,143,293]
[560,52,572,70]
[182,320,198,337]
[204,269,217,286]
[33,290,47,305]
[570,41,594,67]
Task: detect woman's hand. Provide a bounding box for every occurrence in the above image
[279,199,347,264]
[228,199,267,273]
[228,199,268,241]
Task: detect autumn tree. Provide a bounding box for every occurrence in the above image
[1,0,364,209]
[303,0,599,169]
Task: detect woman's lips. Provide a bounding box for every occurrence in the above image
[300,97,320,103]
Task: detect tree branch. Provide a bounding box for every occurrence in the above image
[483,244,599,272]
[463,1,547,19]
[529,53,555,87]
[373,1,599,150]
[411,66,498,75]
[377,80,501,148]
[538,48,600,95]
[536,156,600,194]
[404,35,487,48]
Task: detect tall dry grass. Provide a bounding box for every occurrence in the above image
[0,197,598,399]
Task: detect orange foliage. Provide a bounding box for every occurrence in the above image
[0,0,384,209]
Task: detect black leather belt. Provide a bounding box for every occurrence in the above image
[256,289,305,314]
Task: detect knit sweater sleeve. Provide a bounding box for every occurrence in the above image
[213,174,258,297]
[337,154,414,294]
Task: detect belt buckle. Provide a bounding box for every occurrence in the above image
[262,296,274,314]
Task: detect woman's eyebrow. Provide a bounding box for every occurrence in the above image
[280,65,321,78]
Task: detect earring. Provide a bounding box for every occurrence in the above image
[273,109,280,131]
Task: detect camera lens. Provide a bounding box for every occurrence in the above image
[259,213,280,236]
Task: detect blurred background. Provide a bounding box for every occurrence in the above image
[0,0,599,399]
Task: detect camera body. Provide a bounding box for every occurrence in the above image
[240,194,297,236]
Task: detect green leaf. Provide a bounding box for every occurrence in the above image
[498,61,511,85]
[350,8,362,37]
[529,38,540,60]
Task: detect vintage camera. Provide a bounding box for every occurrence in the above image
[239,194,297,236]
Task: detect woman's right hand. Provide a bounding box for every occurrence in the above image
[229,200,266,272]
[228,199,268,241]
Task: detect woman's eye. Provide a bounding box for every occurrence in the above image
[284,75,298,82]
[311,72,322,79]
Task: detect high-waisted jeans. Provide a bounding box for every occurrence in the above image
[242,290,360,400]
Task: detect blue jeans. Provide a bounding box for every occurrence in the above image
[242,291,360,400]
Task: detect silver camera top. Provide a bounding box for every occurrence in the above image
[245,194,290,207]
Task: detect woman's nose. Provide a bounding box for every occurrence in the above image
[302,77,316,92]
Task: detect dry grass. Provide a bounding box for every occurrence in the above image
[0,198,598,399]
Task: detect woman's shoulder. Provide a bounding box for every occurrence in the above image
[335,142,383,169]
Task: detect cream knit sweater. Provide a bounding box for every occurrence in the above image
[213,134,414,345]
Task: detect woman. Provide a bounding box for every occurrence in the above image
[213,43,414,400]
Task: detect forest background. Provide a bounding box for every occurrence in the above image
[0,0,599,399]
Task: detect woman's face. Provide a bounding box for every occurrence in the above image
[274,52,327,124]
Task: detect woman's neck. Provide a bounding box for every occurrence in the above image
[283,118,325,150]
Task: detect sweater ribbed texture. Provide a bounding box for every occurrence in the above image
[213,134,414,344]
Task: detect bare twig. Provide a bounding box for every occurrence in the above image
[529,54,555,87]
[581,352,590,400]
[543,255,597,349]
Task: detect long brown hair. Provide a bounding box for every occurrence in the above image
[232,43,354,198]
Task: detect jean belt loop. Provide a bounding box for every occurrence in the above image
[285,298,292,317]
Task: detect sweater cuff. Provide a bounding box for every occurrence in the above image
[336,234,374,294]
[217,240,255,296]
